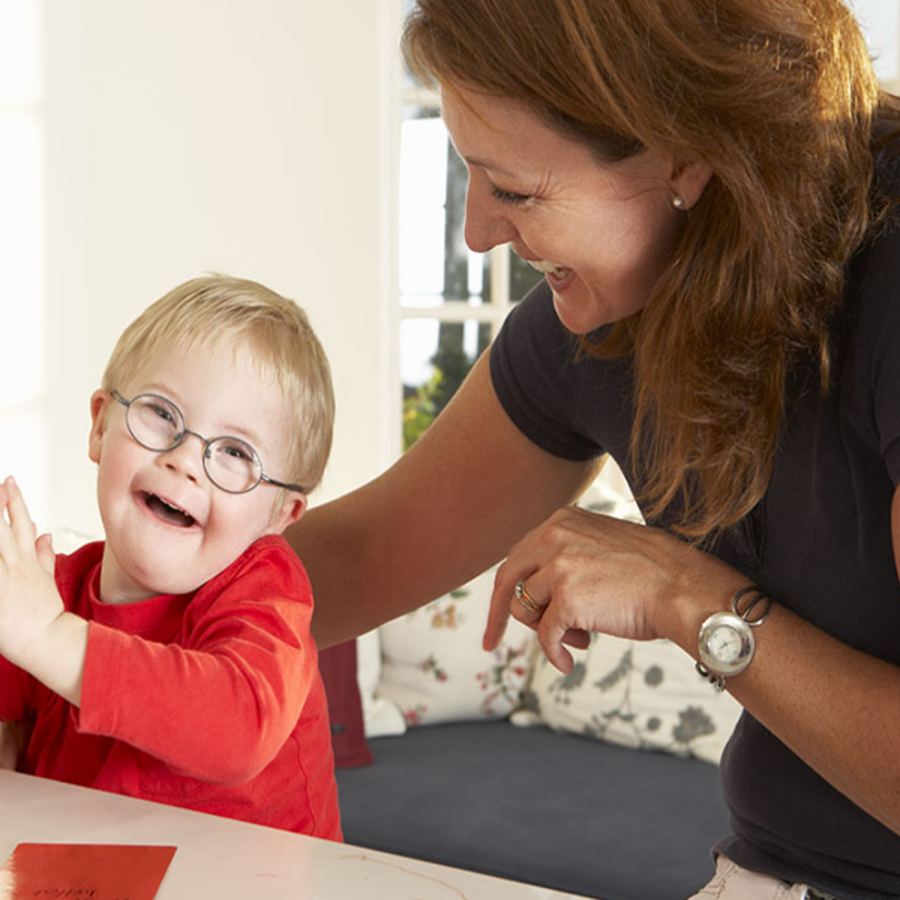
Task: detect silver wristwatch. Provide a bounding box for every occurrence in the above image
[696,586,773,690]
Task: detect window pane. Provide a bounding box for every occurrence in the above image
[400,107,492,309]
[443,139,470,302]
[850,0,900,84]
[401,317,491,450]
[400,106,444,301]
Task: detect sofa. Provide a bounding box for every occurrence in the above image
[328,465,742,900]
[336,721,729,900]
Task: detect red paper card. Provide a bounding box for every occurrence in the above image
[0,843,176,900]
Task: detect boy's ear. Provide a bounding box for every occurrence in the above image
[264,493,308,536]
[88,390,112,464]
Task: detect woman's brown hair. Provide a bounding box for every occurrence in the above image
[404,0,900,539]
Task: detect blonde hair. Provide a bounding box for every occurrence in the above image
[404,0,900,539]
[102,274,335,493]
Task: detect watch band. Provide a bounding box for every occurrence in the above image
[696,585,773,690]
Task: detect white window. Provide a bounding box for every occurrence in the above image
[851,0,900,89]
[398,65,542,450]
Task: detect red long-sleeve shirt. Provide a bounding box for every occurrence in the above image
[0,535,341,840]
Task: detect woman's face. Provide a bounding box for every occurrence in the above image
[441,87,693,334]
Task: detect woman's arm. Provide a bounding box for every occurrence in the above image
[287,351,601,649]
[709,484,900,835]
[486,489,900,835]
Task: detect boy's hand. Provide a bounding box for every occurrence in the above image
[0,477,62,667]
[0,477,87,705]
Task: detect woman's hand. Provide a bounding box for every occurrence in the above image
[484,505,747,673]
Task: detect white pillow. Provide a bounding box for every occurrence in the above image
[49,526,96,554]
[356,630,407,738]
[512,634,742,765]
[376,566,535,727]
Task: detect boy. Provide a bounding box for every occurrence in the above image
[0,275,341,839]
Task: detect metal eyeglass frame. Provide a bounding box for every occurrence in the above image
[111,390,307,495]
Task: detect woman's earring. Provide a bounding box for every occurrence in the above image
[672,194,686,210]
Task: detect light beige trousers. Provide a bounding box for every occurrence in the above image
[688,856,838,900]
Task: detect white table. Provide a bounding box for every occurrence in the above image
[0,771,593,899]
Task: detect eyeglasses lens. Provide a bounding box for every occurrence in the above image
[205,438,262,493]
[128,395,182,450]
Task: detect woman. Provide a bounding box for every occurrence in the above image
[290,0,900,896]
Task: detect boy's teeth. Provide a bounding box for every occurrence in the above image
[145,493,195,527]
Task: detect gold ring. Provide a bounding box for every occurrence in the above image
[514,579,543,614]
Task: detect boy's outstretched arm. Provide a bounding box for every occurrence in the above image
[0,477,87,706]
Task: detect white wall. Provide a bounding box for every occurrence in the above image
[29,0,401,537]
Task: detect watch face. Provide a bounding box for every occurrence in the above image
[699,611,754,677]
[708,625,743,664]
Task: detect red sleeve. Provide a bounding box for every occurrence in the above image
[75,539,317,787]
[0,655,28,722]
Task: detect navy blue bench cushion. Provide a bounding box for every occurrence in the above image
[336,720,728,900]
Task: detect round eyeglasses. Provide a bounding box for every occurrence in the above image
[111,391,306,495]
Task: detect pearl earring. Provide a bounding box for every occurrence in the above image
[672,194,686,210]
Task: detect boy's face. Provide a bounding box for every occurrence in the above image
[88,340,305,603]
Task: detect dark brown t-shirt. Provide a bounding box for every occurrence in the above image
[490,152,900,899]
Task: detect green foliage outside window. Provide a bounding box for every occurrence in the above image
[402,342,480,452]
[403,369,444,452]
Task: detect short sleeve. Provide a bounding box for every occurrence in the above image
[862,224,900,484]
[490,281,604,461]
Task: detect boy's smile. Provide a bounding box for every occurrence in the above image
[141,491,197,529]
[88,341,305,604]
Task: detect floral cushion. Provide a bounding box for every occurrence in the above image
[376,566,535,727]
[375,459,743,757]
[512,634,743,765]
